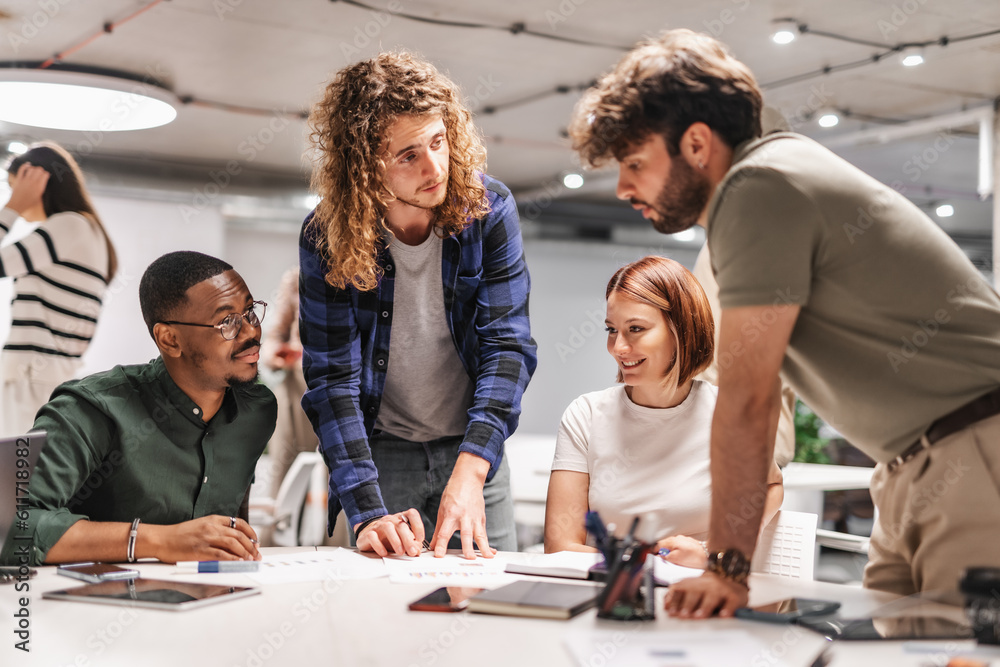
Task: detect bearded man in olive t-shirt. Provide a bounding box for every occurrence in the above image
[569,28,1000,618]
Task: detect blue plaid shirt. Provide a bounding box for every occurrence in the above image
[299,176,537,531]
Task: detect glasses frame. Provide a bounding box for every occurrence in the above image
[159,300,267,341]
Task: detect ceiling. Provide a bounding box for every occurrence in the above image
[0,0,997,265]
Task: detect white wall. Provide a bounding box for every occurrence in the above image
[516,239,701,435]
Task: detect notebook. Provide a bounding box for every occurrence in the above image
[467,580,602,619]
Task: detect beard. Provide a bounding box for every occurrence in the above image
[642,156,712,235]
[226,370,260,391]
[393,177,449,211]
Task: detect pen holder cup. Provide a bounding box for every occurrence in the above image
[961,567,1000,644]
[595,544,656,622]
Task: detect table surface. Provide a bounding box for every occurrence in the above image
[4,547,998,667]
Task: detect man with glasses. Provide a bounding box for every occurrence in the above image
[17,251,277,565]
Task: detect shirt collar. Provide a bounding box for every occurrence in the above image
[152,357,241,427]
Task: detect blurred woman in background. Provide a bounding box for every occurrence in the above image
[1,142,117,435]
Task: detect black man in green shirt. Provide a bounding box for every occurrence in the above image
[19,251,276,566]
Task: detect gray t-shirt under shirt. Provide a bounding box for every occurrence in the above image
[375,233,475,442]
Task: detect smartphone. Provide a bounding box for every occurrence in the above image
[734,597,841,624]
[796,614,974,641]
[57,562,139,584]
[408,586,483,612]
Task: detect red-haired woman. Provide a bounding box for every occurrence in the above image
[544,256,782,566]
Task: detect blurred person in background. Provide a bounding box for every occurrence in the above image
[0,142,117,436]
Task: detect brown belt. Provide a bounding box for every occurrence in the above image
[887,386,1000,472]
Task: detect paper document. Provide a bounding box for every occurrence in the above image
[505,551,602,579]
[383,551,515,587]
[653,558,704,586]
[246,549,387,584]
[564,629,810,667]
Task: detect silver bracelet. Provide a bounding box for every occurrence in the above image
[127,518,141,563]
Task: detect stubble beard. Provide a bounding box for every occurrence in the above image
[647,156,711,236]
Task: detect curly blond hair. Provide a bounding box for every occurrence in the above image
[307,52,489,291]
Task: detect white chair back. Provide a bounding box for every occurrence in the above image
[750,510,818,580]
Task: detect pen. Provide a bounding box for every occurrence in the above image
[176,561,260,573]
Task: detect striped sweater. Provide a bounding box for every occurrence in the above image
[0,207,109,384]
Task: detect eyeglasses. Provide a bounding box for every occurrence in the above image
[159,300,267,341]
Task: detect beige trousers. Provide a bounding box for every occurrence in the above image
[864,412,1000,596]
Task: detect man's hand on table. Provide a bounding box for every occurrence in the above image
[355,508,425,557]
[145,515,261,563]
[664,571,749,619]
[429,452,497,560]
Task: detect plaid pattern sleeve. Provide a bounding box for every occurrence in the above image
[298,218,387,530]
[451,177,538,476]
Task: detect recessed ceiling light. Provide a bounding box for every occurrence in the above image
[935,204,954,217]
[0,64,178,132]
[674,228,697,242]
[770,19,798,45]
[563,173,584,189]
[7,140,28,155]
[900,47,924,67]
[302,193,322,209]
[817,111,840,128]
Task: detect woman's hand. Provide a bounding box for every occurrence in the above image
[657,534,708,568]
[6,163,49,216]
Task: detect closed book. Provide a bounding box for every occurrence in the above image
[504,551,603,580]
[467,581,602,620]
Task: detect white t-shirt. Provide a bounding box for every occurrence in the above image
[552,380,715,540]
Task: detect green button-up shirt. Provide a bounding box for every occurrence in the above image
[21,357,276,565]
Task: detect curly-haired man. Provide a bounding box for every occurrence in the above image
[300,52,536,559]
[570,29,1000,615]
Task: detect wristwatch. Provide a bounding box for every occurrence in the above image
[705,548,751,587]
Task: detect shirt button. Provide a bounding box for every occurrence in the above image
[192,408,200,415]
[386,264,393,272]
[377,358,385,367]
[381,311,389,318]
[203,476,208,484]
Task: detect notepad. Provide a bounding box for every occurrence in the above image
[504,551,603,580]
[467,580,602,619]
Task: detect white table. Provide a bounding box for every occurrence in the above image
[4,547,998,667]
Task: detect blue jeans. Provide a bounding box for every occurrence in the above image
[367,431,517,551]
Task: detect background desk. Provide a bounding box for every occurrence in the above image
[4,547,996,667]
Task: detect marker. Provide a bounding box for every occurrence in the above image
[176,561,260,573]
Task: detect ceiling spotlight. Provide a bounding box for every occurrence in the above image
[770,19,799,45]
[935,204,954,217]
[674,228,697,242]
[817,110,840,128]
[562,172,584,189]
[0,63,178,132]
[900,47,925,67]
[7,140,28,155]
